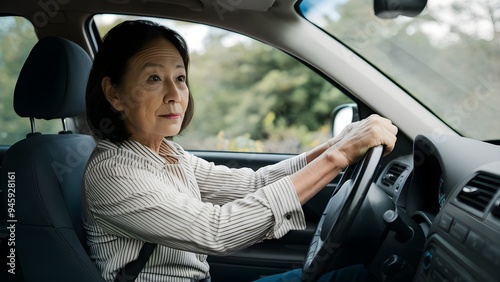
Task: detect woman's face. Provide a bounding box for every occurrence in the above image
[104,38,189,146]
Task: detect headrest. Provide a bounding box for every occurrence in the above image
[14,37,92,120]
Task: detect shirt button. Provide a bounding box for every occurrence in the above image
[286,214,291,220]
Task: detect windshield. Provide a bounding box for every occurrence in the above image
[299,0,500,141]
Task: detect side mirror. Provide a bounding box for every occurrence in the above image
[331,103,359,137]
[374,0,427,19]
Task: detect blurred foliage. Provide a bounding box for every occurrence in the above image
[178,29,351,152]
[0,17,61,144]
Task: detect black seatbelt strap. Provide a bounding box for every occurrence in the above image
[114,242,157,282]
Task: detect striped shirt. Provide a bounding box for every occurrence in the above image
[83,138,307,281]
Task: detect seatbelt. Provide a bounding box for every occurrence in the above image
[114,242,157,282]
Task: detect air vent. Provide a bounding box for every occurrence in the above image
[381,162,407,187]
[457,174,500,212]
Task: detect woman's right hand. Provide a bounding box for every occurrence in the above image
[291,114,398,204]
[326,114,398,169]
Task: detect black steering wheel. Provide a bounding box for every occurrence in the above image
[301,145,384,282]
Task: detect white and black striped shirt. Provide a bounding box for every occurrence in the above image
[83,139,307,281]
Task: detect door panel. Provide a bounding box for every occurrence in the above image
[191,151,340,281]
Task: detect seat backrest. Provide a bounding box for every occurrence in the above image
[1,37,103,282]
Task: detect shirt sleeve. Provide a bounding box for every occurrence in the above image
[85,153,306,256]
[187,152,308,205]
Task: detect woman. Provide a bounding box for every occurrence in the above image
[84,20,397,282]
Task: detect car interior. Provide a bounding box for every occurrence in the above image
[0,0,499,281]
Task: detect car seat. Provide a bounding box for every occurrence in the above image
[1,36,103,282]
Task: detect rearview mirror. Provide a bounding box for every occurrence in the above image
[331,103,358,137]
[374,0,427,19]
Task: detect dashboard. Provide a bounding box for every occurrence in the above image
[374,134,500,281]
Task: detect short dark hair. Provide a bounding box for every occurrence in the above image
[86,20,194,142]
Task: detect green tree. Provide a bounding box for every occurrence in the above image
[0,17,36,144]
[186,29,351,143]
[0,17,64,145]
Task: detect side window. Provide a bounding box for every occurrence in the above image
[94,15,353,154]
[0,16,61,145]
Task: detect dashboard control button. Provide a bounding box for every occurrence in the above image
[422,250,432,271]
[449,221,469,243]
[483,245,500,267]
[434,256,456,281]
[430,269,445,282]
[465,231,485,251]
[438,213,453,232]
[434,255,445,271]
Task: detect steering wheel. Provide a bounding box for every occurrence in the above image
[301,145,384,282]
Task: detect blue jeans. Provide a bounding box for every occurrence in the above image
[254,264,377,282]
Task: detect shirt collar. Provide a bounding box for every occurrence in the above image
[118,138,180,165]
